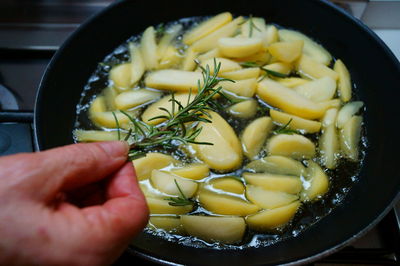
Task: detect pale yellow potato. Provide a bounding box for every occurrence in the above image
[246,201,301,230]
[240,17,268,39]
[150,170,198,198]
[266,134,316,159]
[336,101,364,128]
[139,182,164,199]
[301,161,329,201]
[140,26,158,70]
[133,153,176,180]
[219,67,260,80]
[319,99,341,111]
[191,17,244,53]
[263,62,292,76]
[148,216,185,234]
[198,190,260,216]
[110,63,132,89]
[228,99,258,119]
[322,108,339,128]
[142,93,192,125]
[183,12,233,45]
[193,111,243,172]
[159,46,182,69]
[270,110,321,134]
[257,79,326,119]
[115,89,161,110]
[170,164,210,180]
[293,76,336,102]
[246,185,299,209]
[267,40,304,63]
[264,25,279,46]
[199,57,241,75]
[236,50,271,65]
[275,77,309,88]
[340,115,363,161]
[245,155,306,176]
[74,130,123,142]
[241,117,274,159]
[218,78,257,97]
[90,110,137,129]
[89,96,106,113]
[278,29,332,65]
[129,43,145,85]
[145,70,203,92]
[147,197,193,215]
[334,59,352,102]
[197,48,221,63]
[296,55,338,80]
[243,173,302,194]
[157,24,183,60]
[103,87,117,110]
[181,48,198,71]
[210,178,245,194]
[218,37,263,58]
[180,215,245,244]
[319,124,339,169]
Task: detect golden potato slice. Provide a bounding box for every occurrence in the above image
[278,29,332,65]
[140,26,158,70]
[219,67,260,80]
[74,130,123,142]
[157,24,183,60]
[240,17,268,39]
[128,43,145,85]
[243,172,302,194]
[147,197,193,215]
[336,101,364,128]
[159,46,182,69]
[264,25,279,46]
[275,77,309,88]
[191,17,244,53]
[322,108,338,128]
[198,190,259,216]
[334,59,352,102]
[246,201,300,230]
[257,79,325,119]
[115,89,161,110]
[246,185,298,209]
[199,57,241,75]
[319,125,339,169]
[193,111,243,172]
[296,55,338,80]
[236,50,271,65]
[150,170,198,198]
[142,93,192,125]
[90,110,137,129]
[210,177,245,194]
[181,47,198,71]
[301,161,329,201]
[180,215,245,244]
[263,62,292,76]
[197,48,221,63]
[218,37,263,58]
[270,110,321,134]
[293,76,336,102]
[148,216,184,234]
[266,134,316,159]
[228,100,258,119]
[183,12,233,45]
[89,96,106,113]
[319,99,341,112]
[110,63,132,89]
[170,164,210,180]
[340,115,363,161]
[246,155,306,176]
[145,70,203,92]
[219,78,257,97]
[241,117,274,159]
[267,40,304,63]
[103,87,117,110]
[139,181,164,199]
[133,153,176,180]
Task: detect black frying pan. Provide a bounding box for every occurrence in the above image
[35,0,400,265]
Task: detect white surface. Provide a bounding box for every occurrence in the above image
[373,29,400,60]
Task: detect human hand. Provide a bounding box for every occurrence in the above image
[0,141,149,266]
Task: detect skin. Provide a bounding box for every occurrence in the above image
[0,141,149,266]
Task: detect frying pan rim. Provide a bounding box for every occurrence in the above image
[33,0,400,265]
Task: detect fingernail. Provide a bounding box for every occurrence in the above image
[98,141,129,158]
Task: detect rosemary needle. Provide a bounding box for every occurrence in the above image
[165,179,193,206]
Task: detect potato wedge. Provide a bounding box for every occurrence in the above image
[266,134,316,159]
[110,63,132,89]
[319,124,339,169]
[149,216,184,234]
[147,197,193,214]
[334,59,352,102]
[157,24,183,60]
[170,164,210,180]
[322,108,339,128]
[90,110,137,129]
[257,79,326,119]
[140,26,158,70]
[243,172,302,194]
[340,115,363,161]
[183,12,233,45]
[150,170,198,198]
[197,48,221,62]
[115,89,161,110]
[198,190,259,216]
[145,70,203,92]
[270,110,321,134]
[181,47,198,71]
[275,77,309,88]
[241,117,274,159]
[263,62,292,76]
[246,185,299,209]
[159,46,182,69]
[219,67,260,80]
[218,37,263,58]
[240,17,268,39]
[129,43,145,85]
[246,201,300,230]
[180,215,245,244]
[336,101,364,128]
[199,57,241,75]
[296,55,338,80]
[103,87,117,110]
[236,50,271,65]
[219,78,257,97]
[267,40,304,63]
[293,76,336,102]
[133,153,176,180]
[211,177,245,194]
[301,161,329,201]
[245,155,306,176]
[89,96,106,113]
[228,99,258,119]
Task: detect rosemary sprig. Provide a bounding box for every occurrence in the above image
[274,118,298,135]
[111,111,121,140]
[165,179,193,206]
[240,61,289,81]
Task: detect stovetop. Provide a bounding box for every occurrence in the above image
[0,1,399,265]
